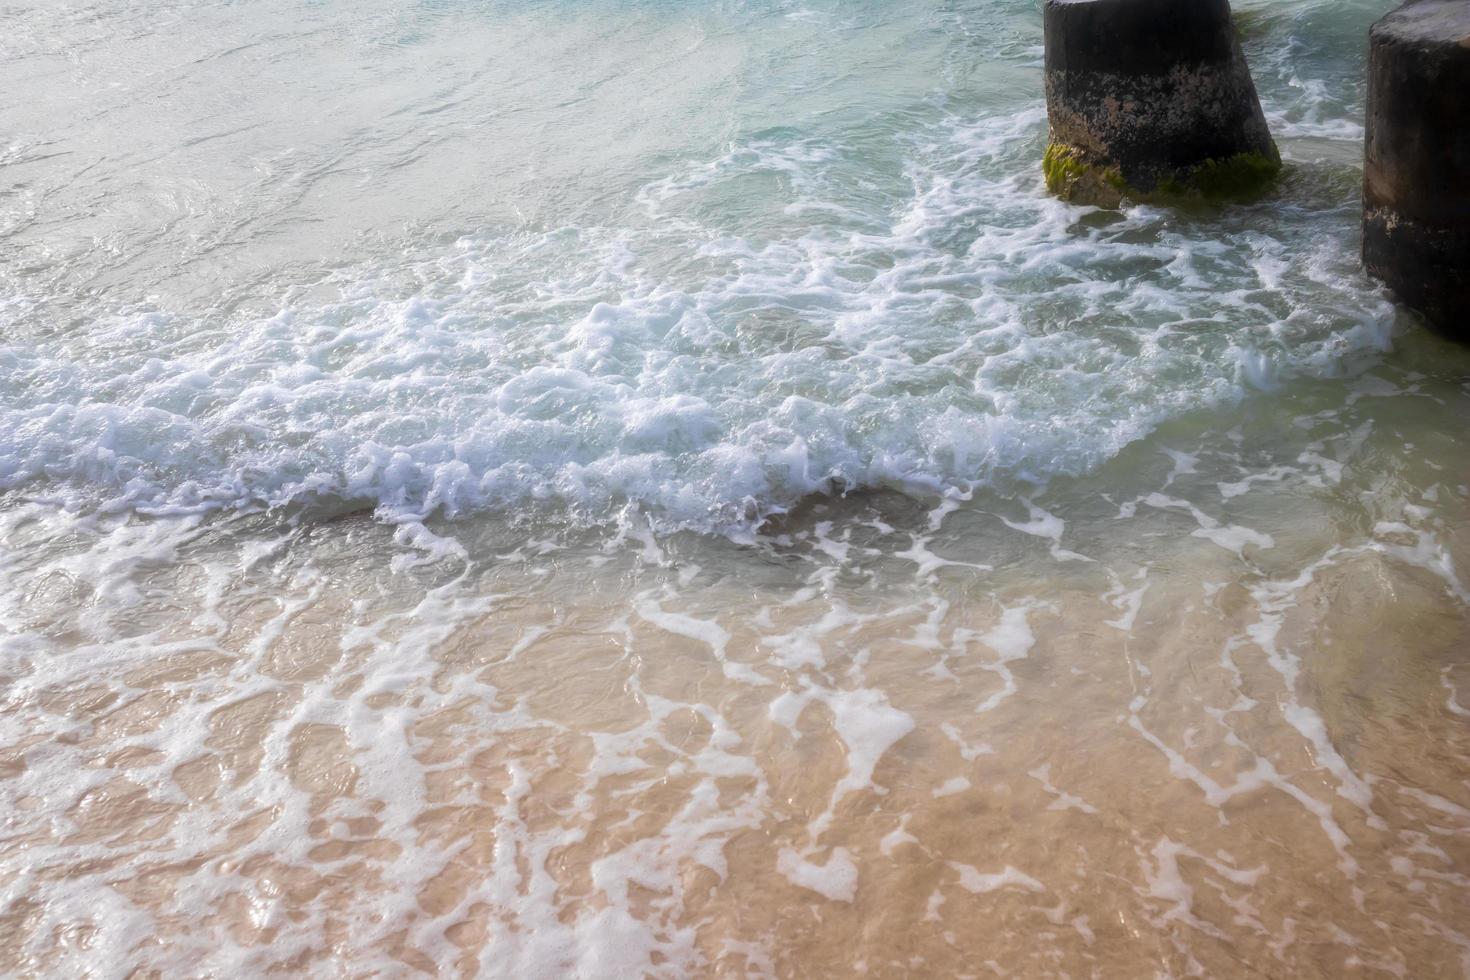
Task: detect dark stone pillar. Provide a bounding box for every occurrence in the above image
[1363,0,1470,337]
[1042,0,1280,207]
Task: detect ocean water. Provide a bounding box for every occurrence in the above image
[2,0,1468,976]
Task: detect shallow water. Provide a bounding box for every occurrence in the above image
[2,0,1469,976]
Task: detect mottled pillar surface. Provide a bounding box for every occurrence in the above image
[1043,0,1279,207]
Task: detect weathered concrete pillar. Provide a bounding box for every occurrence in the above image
[1042,0,1280,207]
[1363,0,1470,337]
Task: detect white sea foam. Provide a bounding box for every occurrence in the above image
[963,601,1038,716]
[948,862,1046,895]
[770,680,916,839]
[0,92,1395,540]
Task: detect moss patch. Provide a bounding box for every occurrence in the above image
[1043,143,1125,208]
[1042,143,1084,194]
[1045,142,1283,209]
[1157,151,1283,202]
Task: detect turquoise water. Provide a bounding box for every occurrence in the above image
[0,0,1421,529]
[2,1,1469,976]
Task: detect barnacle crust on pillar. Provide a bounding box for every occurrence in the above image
[1042,0,1280,207]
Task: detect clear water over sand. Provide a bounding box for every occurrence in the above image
[1,0,1468,976]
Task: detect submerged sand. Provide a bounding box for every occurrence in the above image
[1,365,1469,978]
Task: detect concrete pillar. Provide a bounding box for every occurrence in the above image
[1042,0,1280,207]
[1363,0,1470,337]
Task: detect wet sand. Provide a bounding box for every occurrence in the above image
[2,379,1468,978]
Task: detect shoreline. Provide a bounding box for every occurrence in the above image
[2,351,1467,976]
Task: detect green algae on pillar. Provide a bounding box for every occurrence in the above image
[1042,0,1281,207]
[1363,0,1470,338]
